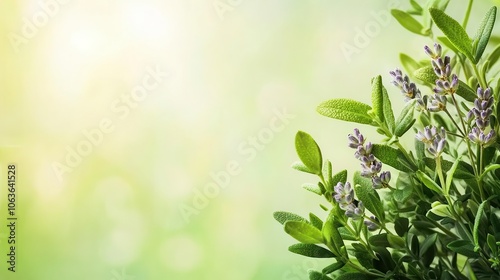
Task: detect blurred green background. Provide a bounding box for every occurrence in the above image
[0,0,496,279]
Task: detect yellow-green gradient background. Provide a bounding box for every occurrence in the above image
[0,1,496,279]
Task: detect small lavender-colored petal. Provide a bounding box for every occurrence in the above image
[424,45,434,57]
[380,171,391,184]
[434,43,442,57]
[485,130,496,145]
[372,176,382,189]
[364,216,379,231]
[450,74,459,91]
[436,138,446,154]
[365,142,373,155]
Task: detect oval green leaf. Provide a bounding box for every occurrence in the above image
[473,6,497,62]
[295,131,323,175]
[284,220,324,244]
[317,99,374,125]
[392,9,428,35]
[429,8,475,63]
[394,100,416,137]
[288,243,335,258]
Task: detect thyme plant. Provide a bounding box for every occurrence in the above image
[274,1,500,279]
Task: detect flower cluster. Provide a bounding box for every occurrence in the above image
[333,182,364,220]
[348,129,391,189]
[333,182,379,231]
[424,43,459,95]
[389,68,426,110]
[468,87,496,145]
[416,126,447,157]
[424,43,459,112]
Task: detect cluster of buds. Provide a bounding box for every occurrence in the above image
[423,43,459,113]
[416,126,447,157]
[424,43,459,95]
[333,182,379,231]
[389,68,426,111]
[348,129,391,189]
[467,87,496,145]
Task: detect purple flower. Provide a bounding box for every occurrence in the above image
[467,87,496,146]
[390,68,425,107]
[348,129,391,188]
[416,126,447,157]
[425,43,458,96]
[333,182,354,210]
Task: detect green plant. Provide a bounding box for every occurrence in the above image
[274,1,500,279]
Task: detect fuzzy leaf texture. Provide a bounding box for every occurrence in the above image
[429,8,475,62]
[273,211,308,225]
[295,131,323,175]
[284,220,324,244]
[317,99,373,125]
[473,6,497,62]
[371,144,415,172]
[288,243,335,258]
[308,271,333,280]
[391,9,429,35]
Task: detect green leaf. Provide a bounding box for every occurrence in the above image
[331,170,348,186]
[414,65,437,85]
[273,211,308,225]
[394,173,414,204]
[284,220,324,244]
[420,233,437,257]
[447,240,480,258]
[487,44,500,68]
[351,243,374,269]
[473,7,497,62]
[473,196,495,251]
[487,234,497,255]
[288,243,335,258]
[369,233,390,247]
[429,8,475,62]
[445,157,461,194]
[437,36,460,54]
[336,273,371,280]
[317,99,374,125]
[400,53,422,77]
[322,261,346,274]
[308,270,333,280]
[416,170,442,194]
[395,217,409,237]
[394,100,416,137]
[457,80,477,102]
[392,9,428,35]
[370,76,395,132]
[382,86,395,133]
[309,213,323,230]
[295,131,323,175]
[291,161,315,174]
[387,234,405,249]
[323,160,333,192]
[354,172,384,219]
[371,144,415,172]
[323,210,346,257]
[303,183,323,196]
[479,164,500,182]
[338,227,357,241]
[371,75,385,124]
[410,0,423,14]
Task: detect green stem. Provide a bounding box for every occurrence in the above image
[462,0,474,29]
[444,109,465,137]
[428,218,459,239]
[450,93,478,177]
